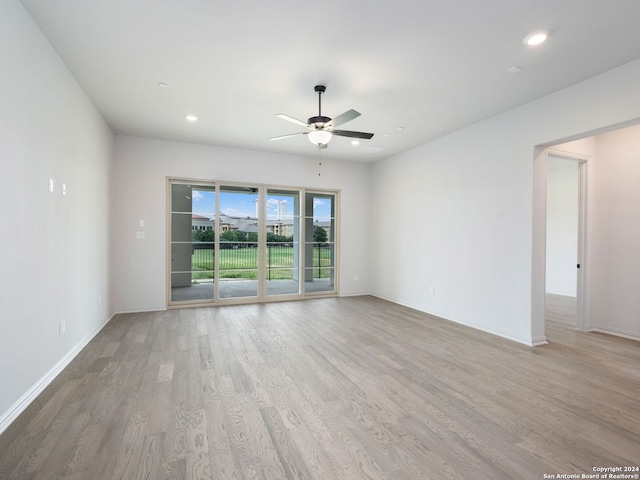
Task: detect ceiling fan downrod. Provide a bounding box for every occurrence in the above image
[310,85,330,127]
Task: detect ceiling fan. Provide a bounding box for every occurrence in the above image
[269,85,374,149]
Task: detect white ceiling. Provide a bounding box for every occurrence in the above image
[19,0,640,163]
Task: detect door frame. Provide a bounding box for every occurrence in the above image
[546,149,591,331]
[532,148,591,342]
[166,177,340,307]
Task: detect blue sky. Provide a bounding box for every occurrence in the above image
[192,189,332,221]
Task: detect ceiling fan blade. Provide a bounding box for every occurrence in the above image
[275,113,309,128]
[326,109,360,129]
[331,129,374,140]
[269,132,306,141]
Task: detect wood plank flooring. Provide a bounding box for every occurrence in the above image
[545,293,577,326]
[1,296,639,479]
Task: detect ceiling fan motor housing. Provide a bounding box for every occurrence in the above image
[308,115,331,128]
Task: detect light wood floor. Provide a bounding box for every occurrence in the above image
[1,296,639,479]
[545,293,577,326]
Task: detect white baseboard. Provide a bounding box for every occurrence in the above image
[114,306,166,314]
[530,336,549,346]
[370,293,544,347]
[591,325,640,342]
[338,291,370,298]
[0,313,115,436]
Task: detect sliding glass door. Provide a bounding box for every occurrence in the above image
[168,180,336,305]
[169,183,215,302]
[304,192,336,294]
[218,186,259,299]
[266,189,301,297]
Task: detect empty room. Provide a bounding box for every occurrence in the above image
[1,0,639,478]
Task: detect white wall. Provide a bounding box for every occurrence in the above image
[591,125,640,339]
[0,0,114,431]
[371,58,640,345]
[113,136,371,312]
[546,157,579,297]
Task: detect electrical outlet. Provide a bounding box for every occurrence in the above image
[97,295,101,307]
[59,320,66,335]
[429,286,435,296]
[354,274,358,281]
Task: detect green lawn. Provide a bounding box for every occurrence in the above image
[191,246,332,281]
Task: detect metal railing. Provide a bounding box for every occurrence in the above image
[190,242,332,279]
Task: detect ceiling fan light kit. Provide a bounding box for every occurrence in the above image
[270,85,374,149]
[308,129,332,146]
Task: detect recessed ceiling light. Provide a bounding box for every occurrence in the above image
[351,140,360,146]
[524,31,549,46]
[507,66,524,74]
[185,115,198,122]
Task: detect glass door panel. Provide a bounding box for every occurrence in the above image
[170,183,215,303]
[266,189,301,296]
[304,192,336,294]
[218,186,259,299]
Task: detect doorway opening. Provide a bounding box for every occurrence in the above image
[545,151,588,331]
[533,120,640,345]
[532,143,591,345]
